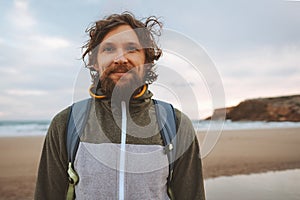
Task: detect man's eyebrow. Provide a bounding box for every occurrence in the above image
[99,41,114,47]
[99,41,142,47]
[126,41,138,44]
[126,42,143,48]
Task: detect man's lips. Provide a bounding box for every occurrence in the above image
[109,71,130,80]
[110,69,130,75]
[105,65,132,80]
[111,72,125,76]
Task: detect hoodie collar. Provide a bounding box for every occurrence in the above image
[89,84,148,100]
[90,84,153,112]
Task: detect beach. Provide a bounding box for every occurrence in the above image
[0,128,299,199]
[199,127,300,179]
[0,137,44,200]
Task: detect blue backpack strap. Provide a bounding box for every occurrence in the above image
[153,99,177,199]
[66,98,92,200]
[67,98,92,163]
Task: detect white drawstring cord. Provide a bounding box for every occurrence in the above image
[119,101,127,200]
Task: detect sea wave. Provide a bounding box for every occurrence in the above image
[0,120,300,137]
[193,120,300,131]
[0,120,50,137]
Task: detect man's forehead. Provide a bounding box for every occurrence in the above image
[101,25,141,44]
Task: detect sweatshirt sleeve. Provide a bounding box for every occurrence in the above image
[170,110,206,200]
[34,107,70,200]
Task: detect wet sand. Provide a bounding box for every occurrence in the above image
[0,127,299,199]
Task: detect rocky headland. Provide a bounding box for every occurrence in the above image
[208,95,300,122]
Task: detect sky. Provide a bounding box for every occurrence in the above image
[0,0,299,120]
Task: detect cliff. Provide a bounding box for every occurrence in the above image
[208,95,300,122]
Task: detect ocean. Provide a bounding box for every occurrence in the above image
[0,120,300,137]
[0,120,50,137]
[193,120,300,131]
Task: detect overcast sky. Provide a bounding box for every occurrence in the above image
[0,0,299,120]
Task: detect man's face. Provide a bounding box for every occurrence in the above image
[93,25,146,96]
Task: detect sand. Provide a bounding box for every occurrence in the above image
[198,128,300,179]
[0,137,44,200]
[0,128,299,199]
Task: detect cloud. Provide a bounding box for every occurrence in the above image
[214,44,300,106]
[0,0,79,120]
[5,0,72,50]
[9,0,36,30]
[1,0,73,74]
[29,35,71,49]
[4,89,47,96]
[216,44,300,77]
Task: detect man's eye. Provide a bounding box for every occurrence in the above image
[126,46,138,52]
[103,46,114,52]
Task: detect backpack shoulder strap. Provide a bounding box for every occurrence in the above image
[153,99,177,199]
[66,98,92,200]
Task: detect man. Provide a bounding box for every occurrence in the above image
[35,12,206,200]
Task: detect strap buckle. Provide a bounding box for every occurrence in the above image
[67,162,79,185]
[164,143,173,154]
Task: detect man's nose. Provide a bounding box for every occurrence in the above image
[113,51,128,65]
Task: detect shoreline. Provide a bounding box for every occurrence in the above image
[1,127,300,199]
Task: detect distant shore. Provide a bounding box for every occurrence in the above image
[1,127,300,199]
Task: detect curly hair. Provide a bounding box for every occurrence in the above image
[82,12,163,84]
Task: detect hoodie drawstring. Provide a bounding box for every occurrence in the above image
[119,101,127,200]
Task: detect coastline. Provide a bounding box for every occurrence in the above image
[0,127,300,199]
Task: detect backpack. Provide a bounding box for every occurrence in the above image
[66,98,177,200]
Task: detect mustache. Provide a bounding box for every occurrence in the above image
[105,65,131,75]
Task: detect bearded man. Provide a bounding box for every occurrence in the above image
[35,12,206,200]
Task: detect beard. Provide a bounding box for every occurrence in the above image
[100,64,145,100]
